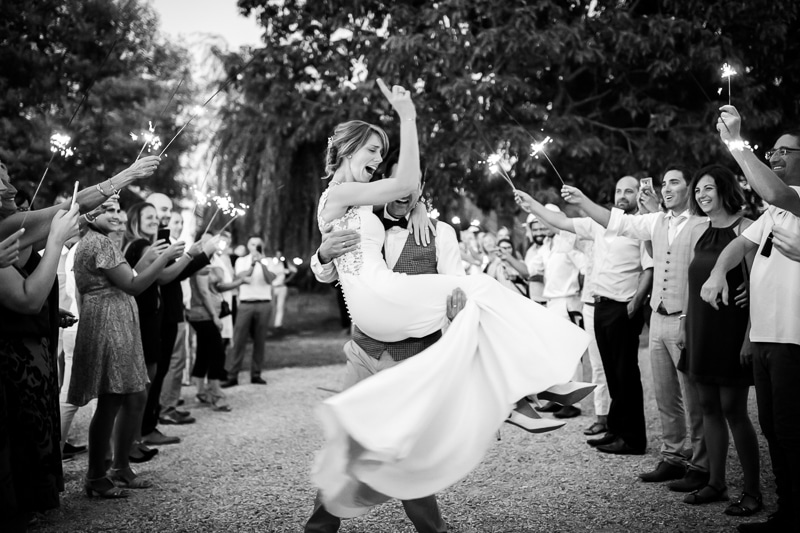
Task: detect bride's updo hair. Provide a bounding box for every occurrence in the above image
[324,120,389,179]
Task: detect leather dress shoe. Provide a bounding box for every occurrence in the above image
[639,460,686,482]
[221,378,238,389]
[668,469,710,492]
[587,432,617,447]
[596,438,645,455]
[553,405,581,419]
[251,376,267,385]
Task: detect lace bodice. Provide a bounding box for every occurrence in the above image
[317,183,367,275]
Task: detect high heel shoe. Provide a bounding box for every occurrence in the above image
[109,467,153,489]
[84,476,129,498]
[537,381,597,406]
[505,410,566,434]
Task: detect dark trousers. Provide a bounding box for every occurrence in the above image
[305,491,447,533]
[228,301,270,380]
[594,300,647,450]
[142,321,178,435]
[189,320,227,380]
[752,342,800,527]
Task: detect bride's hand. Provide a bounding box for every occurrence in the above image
[407,201,435,247]
[376,79,416,121]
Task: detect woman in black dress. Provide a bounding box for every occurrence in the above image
[678,165,761,516]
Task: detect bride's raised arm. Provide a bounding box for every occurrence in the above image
[322,79,420,219]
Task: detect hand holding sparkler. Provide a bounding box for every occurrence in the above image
[376,79,416,121]
[717,105,742,144]
[124,155,162,180]
[513,190,536,213]
[560,185,587,206]
[47,204,81,250]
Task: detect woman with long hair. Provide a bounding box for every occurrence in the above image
[678,164,761,516]
[312,80,590,517]
[69,196,182,497]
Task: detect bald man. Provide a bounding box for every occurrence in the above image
[515,177,653,456]
[146,192,173,226]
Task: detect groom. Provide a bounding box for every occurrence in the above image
[306,151,462,533]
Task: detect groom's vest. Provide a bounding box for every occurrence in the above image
[353,225,441,361]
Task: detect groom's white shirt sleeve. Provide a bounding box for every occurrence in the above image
[310,250,338,284]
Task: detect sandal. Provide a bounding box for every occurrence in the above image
[84,476,130,498]
[109,467,153,489]
[683,485,729,505]
[196,393,212,405]
[724,492,763,516]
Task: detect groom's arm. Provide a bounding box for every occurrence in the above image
[310,228,361,283]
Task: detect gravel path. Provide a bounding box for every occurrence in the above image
[36,332,773,533]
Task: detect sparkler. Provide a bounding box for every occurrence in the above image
[131,121,163,159]
[23,38,119,227]
[22,133,76,226]
[159,55,258,157]
[529,135,565,185]
[721,63,737,106]
[498,104,566,185]
[484,149,517,190]
[201,194,234,238]
[215,203,249,234]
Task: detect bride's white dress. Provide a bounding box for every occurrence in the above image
[314,184,589,517]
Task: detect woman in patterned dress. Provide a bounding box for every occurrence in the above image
[69,197,182,497]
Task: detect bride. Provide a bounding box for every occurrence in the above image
[313,79,590,517]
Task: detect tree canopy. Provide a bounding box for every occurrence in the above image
[0,0,194,206]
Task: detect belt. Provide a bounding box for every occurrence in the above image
[240,300,270,304]
[655,302,681,316]
[584,302,595,307]
[593,296,626,304]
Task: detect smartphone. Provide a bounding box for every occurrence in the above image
[640,177,654,194]
[256,244,263,254]
[157,227,171,242]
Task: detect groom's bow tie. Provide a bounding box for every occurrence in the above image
[382,216,408,231]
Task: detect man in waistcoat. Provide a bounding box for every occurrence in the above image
[515,176,654,455]
[560,167,711,493]
[306,151,458,533]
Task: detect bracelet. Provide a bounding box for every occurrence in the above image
[183,252,192,260]
[107,179,120,196]
[724,139,752,152]
[679,314,687,320]
[95,183,111,197]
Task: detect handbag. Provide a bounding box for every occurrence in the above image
[219,300,232,318]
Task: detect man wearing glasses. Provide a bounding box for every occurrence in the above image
[702,108,800,533]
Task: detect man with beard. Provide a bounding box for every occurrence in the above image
[702,109,800,532]
[559,168,712,493]
[523,214,552,305]
[516,176,653,453]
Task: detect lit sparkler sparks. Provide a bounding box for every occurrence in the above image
[131,121,163,159]
[721,63,737,105]
[484,149,517,190]
[529,135,565,185]
[50,133,74,158]
[216,202,250,234]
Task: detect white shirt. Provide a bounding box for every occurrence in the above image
[609,207,697,245]
[235,254,273,301]
[742,187,800,345]
[311,217,464,283]
[573,217,654,302]
[536,231,586,299]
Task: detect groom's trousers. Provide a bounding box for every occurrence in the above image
[304,343,448,533]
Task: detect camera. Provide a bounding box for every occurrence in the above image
[640,177,654,194]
